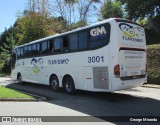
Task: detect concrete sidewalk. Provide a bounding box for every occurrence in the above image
[0,77,12,86]
[143,84,160,89]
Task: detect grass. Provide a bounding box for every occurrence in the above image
[0,86,33,99]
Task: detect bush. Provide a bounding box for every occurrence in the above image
[147,44,160,84]
[145,28,160,45]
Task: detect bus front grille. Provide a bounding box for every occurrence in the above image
[93,67,109,90]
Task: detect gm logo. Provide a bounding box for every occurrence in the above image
[90,26,107,36]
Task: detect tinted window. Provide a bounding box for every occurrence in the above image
[89,24,110,49]
[24,46,28,57]
[79,31,88,49]
[42,41,48,54]
[69,34,78,50]
[28,45,32,56]
[54,38,61,52]
[32,44,41,56]
[17,48,21,59]
[37,43,40,52]
[48,39,54,53]
[21,48,24,58]
[62,36,69,52]
[32,44,37,56]
[32,44,36,50]
[15,24,110,58]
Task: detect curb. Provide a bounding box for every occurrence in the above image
[0,96,46,102]
[11,88,47,101]
[0,98,38,102]
[142,84,160,89]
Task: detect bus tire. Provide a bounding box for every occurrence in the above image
[63,76,75,94]
[17,73,23,84]
[50,75,59,91]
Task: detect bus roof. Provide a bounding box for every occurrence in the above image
[15,18,129,49]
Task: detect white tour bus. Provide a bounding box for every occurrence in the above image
[11,18,147,94]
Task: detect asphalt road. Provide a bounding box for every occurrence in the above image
[0,78,160,124]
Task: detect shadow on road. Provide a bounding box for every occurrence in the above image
[6,82,160,123]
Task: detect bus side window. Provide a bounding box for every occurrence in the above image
[42,41,48,54]
[79,31,88,49]
[89,25,108,49]
[28,45,32,57]
[17,48,21,59]
[89,31,99,49]
[62,36,69,52]
[69,34,78,51]
[54,38,61,52]
[24,46,28,57]
[18,47,23,59]
[37,43,40,55]
[31,43,40,56]
[32,44,37,56]
[48,39,54,54]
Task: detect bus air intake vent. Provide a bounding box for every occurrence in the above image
[93,67,109,90]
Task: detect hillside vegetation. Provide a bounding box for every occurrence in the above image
[147,44,160,84]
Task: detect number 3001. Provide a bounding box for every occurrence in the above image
[88,56,104,63]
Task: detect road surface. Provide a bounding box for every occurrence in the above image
[0,77,160,125]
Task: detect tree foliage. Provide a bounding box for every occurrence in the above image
[27,0,50,17]
[0,0,64,71]
[119,0,160,20]
[0,33,17,59]
[15,11,63,44]
[100,0,123,20]
[0,27,15,54]
[0,33,18,73]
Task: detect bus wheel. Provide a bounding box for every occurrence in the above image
[63,76,75,94]
[50,75,59,91]
[17,73,23,84]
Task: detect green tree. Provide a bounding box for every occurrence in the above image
[0,27,14,51]
[0,33,18,73]
[13,0,63,44]
[15,11,62,44]
[119,0,160,20]
[0,33,18,59]
[100,0,123,20]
